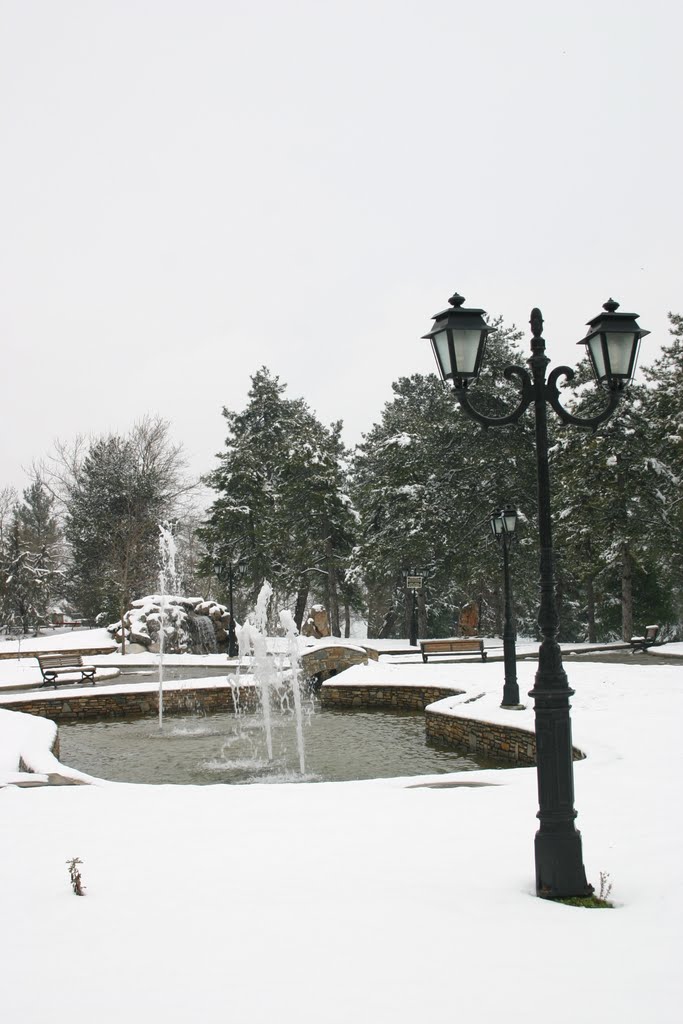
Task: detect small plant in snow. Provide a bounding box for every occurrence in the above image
[67,857,86,896]
[598,870,613,902]
[556,870,614,909]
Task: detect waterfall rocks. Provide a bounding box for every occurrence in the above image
[107,596,236,654]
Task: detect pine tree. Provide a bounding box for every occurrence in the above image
[350,322,540,638]
[0,483,63,632]
[552,360,673,640]
[640,313,683,633]
[201,368,357,632]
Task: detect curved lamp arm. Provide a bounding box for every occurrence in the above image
[546,365,622,430]
[453,365,534,429]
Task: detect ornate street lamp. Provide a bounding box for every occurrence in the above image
[424,293,649,899]
[404,571,424,647]
[490,507,520,709]
[423,291,496,386]
[214,556,239,658]
[225,562,239,658]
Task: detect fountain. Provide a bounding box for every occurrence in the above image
[187,614,218,654]
[158,524,180,730]
[279,608,306,774]
[239,582,275,759]
[236,582,307,774]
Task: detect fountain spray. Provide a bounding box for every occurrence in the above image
[158,524,179,731]
[279,609,306,774]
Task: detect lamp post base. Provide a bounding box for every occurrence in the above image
[535,830,593,899]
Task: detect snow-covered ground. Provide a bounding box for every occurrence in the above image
[0,648,682,1023]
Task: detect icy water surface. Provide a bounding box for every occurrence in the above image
[58,707,504,785]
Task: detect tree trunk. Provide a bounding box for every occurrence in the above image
[378,606,397,639]
[367,584,391,638]
[555,572,565,640]
[417,589,427,638]
[344,599,351,639]
[120,599,127,655]
[585,574,596,643]
[403,587,412,639]
[325,534,340,637]
[294,583,309,632]
[621,542,634,641]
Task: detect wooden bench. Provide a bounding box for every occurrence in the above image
[629,625,660,653]
[420,638,487,662]
[37,654,97,687]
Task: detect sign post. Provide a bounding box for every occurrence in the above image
[404,574,423,647]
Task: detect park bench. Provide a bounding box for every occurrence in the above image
[37,654,97,687]
[420,638,487,662]
[629,625,660,653]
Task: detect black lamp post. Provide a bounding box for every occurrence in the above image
[404,572,423,647]
[214,556,239,658]
[490,507,520,709]
[424,292,649,898]
[226,562,239,658]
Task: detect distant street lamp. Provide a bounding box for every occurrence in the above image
[214,556,239,658]
[424,292,649,898]
[225,562,239,658]
[490,507,520,708]
[404,572,423,647]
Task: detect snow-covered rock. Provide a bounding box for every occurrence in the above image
[107,595,237,654]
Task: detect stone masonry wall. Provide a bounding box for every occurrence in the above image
[426,708,585,765]
[2,679,584,768]
[321,684,585,765]
[320,684,463,711]
[0,685,260,722]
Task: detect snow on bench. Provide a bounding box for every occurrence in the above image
[629,625,660,652]
[420,638,487,663]
[37,654,97,688]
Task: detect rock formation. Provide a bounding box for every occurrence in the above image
[107,596,236,654]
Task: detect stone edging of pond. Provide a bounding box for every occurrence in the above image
[0,681,261,722]
[320,682,585,766]
[1,677,585,770]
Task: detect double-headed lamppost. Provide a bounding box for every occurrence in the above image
[423,292,649,898]
[490,507,520,709]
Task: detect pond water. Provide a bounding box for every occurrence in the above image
[58,706,503,785]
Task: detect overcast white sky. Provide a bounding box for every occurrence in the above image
[1,0,681,494]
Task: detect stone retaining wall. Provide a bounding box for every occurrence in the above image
[2,679,585,769]
[0,685,260,722]
[321,684,584,765]
[425,708,585,765]
[0,646,116,661]
[320,684,463,711]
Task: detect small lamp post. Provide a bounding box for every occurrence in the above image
[424,292,649,898]
[404,572,423,647]
[226,562,239,658]
[214,556,239,659]
[490,507,520,708]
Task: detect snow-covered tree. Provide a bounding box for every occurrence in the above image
[0,482,63,631]
[351,322,540,638]
[552,351,676,641]
[640,313,683,633]
[201,368,357,633]
[62,419,190,622]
